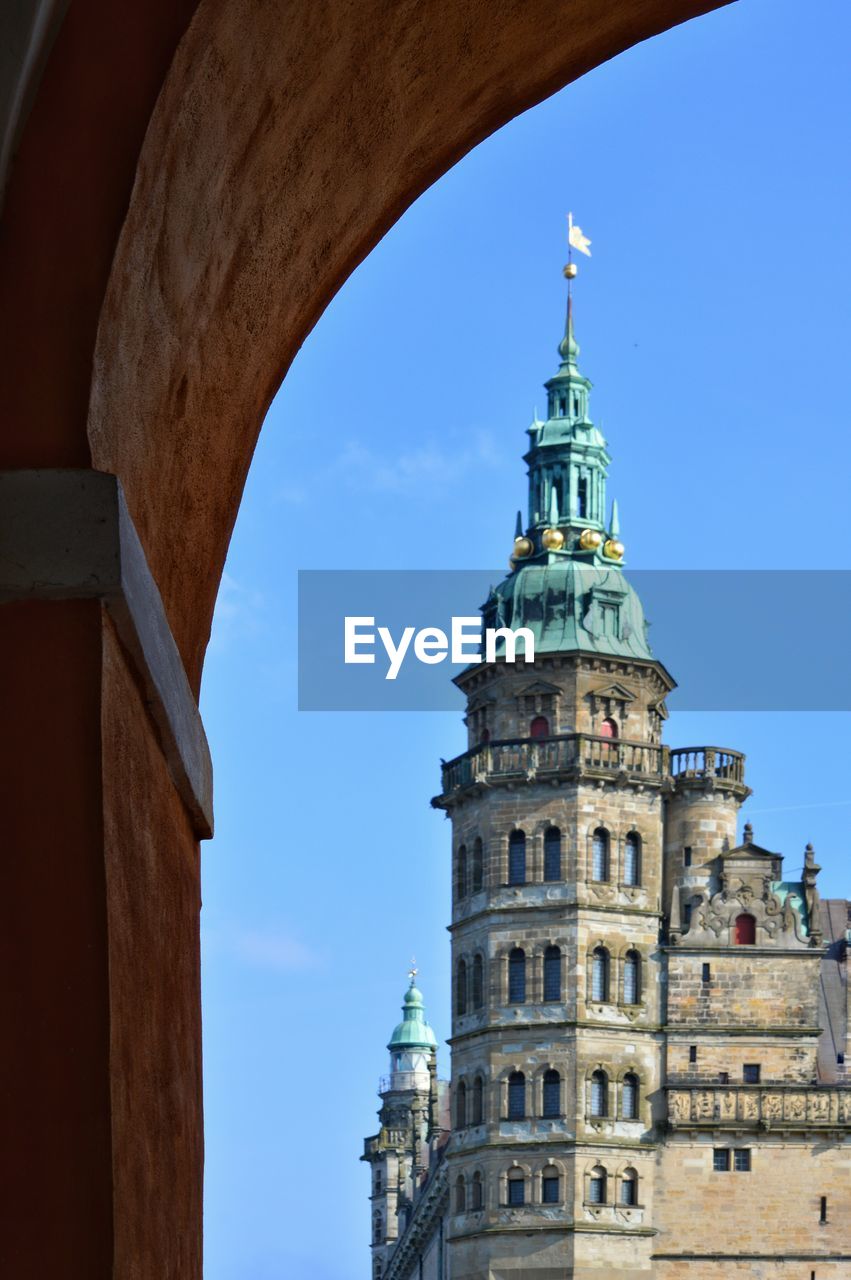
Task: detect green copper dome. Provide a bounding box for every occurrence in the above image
[387,978,438,1052]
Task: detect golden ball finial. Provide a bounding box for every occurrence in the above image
[563,262,578,279]
[603,538,625,561]
[578,528,603,552]
[541,527,565,551]
[513,536,534,559]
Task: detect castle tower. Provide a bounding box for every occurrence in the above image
[367,260,851,1280]
[362,975,440,1280]
[432,276,753,1280]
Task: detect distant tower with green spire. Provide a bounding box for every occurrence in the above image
[362,973,447,1277]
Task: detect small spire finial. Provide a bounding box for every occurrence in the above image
[408,957,418,985]
[743,822,753,844]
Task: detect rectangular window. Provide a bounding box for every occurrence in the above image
[507,1178,524,1206]
[713,1149,730,1172]
[718,1071,729,1084]
[689,1045,697,1064]
[702,962,711,983]
[683,903,692,929]
[733,1149,751,1172]
[542,1176,559,1204]
[743,1064,761,1084]
[684,846,692,867]
[820,1195,827,1223]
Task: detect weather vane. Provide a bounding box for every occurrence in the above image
[565,211,592,280]
[408,957,418,983]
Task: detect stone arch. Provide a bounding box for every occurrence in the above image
[1,1,732,1271]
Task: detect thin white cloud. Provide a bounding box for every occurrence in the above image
[208,571,266,653]
[336,429,503,495]
[202,920,323,973]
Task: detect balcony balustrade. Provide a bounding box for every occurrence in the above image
[669,745,746,786]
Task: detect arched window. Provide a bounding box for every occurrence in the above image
[591,947,609,1002]
[622,1072,639,1120]
[508,830,526,885]
[620,1168,638,1206]
[375,1169,382,1193]
[735,913,756,945]
[472,1075,484,1125]
[456,844,467,899]
[471,1171,483,1210]
[507,1168,525,1206]
[590,1070,609,1118]
[599,717,618,738]
[373,1215,383,1244]
[455,1079,467,1128]
[543,826,561,881]
[530,715,549,739]
[480,726,491,744]
[455,1175,466,1213]
[591,828,610,882]
[623,950,641,1006]
[543,945,561,1002]
[507,1071,526,1120]
[588,1164,607,1204]
[577,477,588,518]
[472,954,484,1009]
[471,837,484,893]
[542,1165,560,1203]
[374,1263,382,1280]
[624,832,641,886]
[542,1068,561,1118]
[508,947,526,1003]
[456,958,468,1016]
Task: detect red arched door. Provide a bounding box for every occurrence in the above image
[530,715,549,739]
[600,717,618,738]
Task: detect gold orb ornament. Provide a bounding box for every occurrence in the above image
[563,262,578,279]
[541,527,565,551]
[513,536,534,559]
[578,528,603,552]
[603,538,625,561]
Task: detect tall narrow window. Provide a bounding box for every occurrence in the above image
[684,845,692,867]
[472,954,484,1009]
[507,1071,526,1120]
[543,826,561,881]
[508,830,526,885]
[543,945,561,1001]
[689,1045,698,1064]
[620,1168,638,1206]
[472,1075,484,1125]
[455,1080,467,1128]
[542,1167,560,1203]
[624,832,641,886]
[623,951,641,1005]
[702,962,711,983]
[508,947,526,1003]
[373,1215,383,1243]
[820,1196,828,1223]
[471,837,484,893]
[577,477,587,518]
[735,913,756,945]
[622,1072,639,1120]
[542,1069,561,1118]
[733,1149,751,1172]
[591,828,610,882]
[590,1070,608,1117]
[471,1172,483,1210]
[591,947,610,1002]
[530,715,549,739]
[455,1176,466,1212]
[456,844,467,900]
[507,1170,525,1206]
[456,959,468,1016]
[588,1165,606,1203]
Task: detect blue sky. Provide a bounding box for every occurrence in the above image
[199,2,851,1275]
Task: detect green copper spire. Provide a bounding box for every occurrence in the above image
[484,266,654,662]
[387,974,438,1052]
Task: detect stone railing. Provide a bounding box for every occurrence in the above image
[669,745,746,786]
[667,1084,851,1130]
[438,734,666,798]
